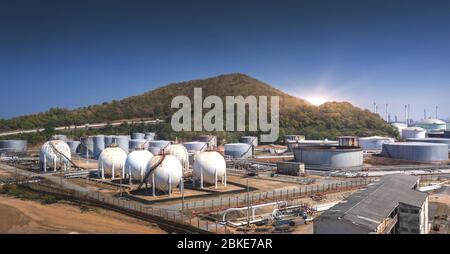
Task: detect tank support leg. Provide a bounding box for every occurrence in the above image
[215,168,218,189]
[200,168,204,189]
[152,173,156,197]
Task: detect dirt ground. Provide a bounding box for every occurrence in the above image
[0,195,166,234]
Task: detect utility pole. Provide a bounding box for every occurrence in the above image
[246,179,250,230]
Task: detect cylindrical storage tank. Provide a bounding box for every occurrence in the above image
[416,119,447,132]
[195,135,217,149]
[293,146,363,169]
[338,136,360,147]
[144,132,156,141]
[79,136,94,156]
[114,135,129,154]
[183,141,208,152]
[224,143,252,158]
[93,135,105,159]
[164,144,189,170]
[131,132,145,140]
[104,135,116,147]
[97,146,127,178]
[147,155,182,192]
[239,136,258,147]
[129,139,148,151]
[444,131,450,139]
[193,151,226,184]
[358,136,395,151]
[402,127,426,139]
[287,140,338,153]
[381,142,448,162]
[39,140,71,171]
[0,140,27,153]
[391,123,407,135]
[66,140,81,154]
[125,149,154,181]
[51,134,68,142]
[148,140,171,155]
[406,138,450,151]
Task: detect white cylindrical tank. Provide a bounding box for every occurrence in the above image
[193,151,226,184]
[402,127,426,139]
[147,155,182,192]
[114,135,130,154]
[129,139,148,151]
[39,140,71,171]
[224,143,252,158]
[125,150,154,181]
[131,133,145,140]
[97,146,127,178]
[164,144,189,170]
[183,141,208,152]
[148,140,171,155]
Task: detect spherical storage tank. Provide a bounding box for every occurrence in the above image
[40,140,71,171]
[147,155,182,192]
[0,140,27,153]
[98,146,127,178]
[66,140,81,154]
[402,127,426,139]
[293,146,363,169]
[125,149,154,181]
[148,140,171,155]
[382,142,448,162]
[183,141,207,152]
[359,136,395,151]
[224,143,252,158]
[193,151,226,184]
[163,144,189,170]
[93,135,105,159]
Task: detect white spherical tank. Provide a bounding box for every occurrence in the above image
[193,151,226,184]
[164,144,189,170]
[125,150,154,181]
[40,140,71,171]
[147,155,182,192]
[97,146,127,178]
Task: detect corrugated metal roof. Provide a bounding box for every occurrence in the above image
[318,174,427,231]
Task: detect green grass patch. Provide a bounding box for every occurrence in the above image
[0,184,61,205]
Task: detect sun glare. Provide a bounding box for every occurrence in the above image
[307,97,328,106]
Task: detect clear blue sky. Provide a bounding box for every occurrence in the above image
[1,0,450,122]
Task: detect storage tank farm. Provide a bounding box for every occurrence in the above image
[146,155,183,194]
[193,151,227,188]
[0,140,27,154]
[97,145,127,179]
[125,149,154,182]
[39,140,71,172]
[381,142,449,162]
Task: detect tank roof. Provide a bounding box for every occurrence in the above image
[385,142,448,147]
[418,118,446,125]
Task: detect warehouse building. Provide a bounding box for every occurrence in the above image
[314,174,429,234]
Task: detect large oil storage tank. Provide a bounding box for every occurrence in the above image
[131,133,145,140]
[104,135,116,147]
[284,135,305,152]
[98,146,127,178]
[183,141,208,152]
[195,135,217,149]
[93,135,105,159]
[406,138,450,151]
[129,139,148,151]
[66,140,81,154]
[39,140,71,171]
[416,119,447,132]
[402,127,426,139]
[193,151,226,185]
[391,122,407,134]
[338,136,360,147]
[79,136,94,156]
[146,155,183,192]
[125,149,154,181]
[224,143,252,158]
[382,142,448,162]
[239,136,258,147]
[359,136,395,151]
[0,140,27,154]
[287,140,338,152]
[114,135,129,154]
[148,140,171,155]
[144,132,156,141]
[293,146,363,169]
[163,144,189,170]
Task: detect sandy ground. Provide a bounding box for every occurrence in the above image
[0,195,166,234]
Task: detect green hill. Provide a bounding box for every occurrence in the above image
[0,73,397,143]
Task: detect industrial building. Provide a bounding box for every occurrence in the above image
[314,174,429,234]
[381,142,449,162]
[293,145,363,170]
